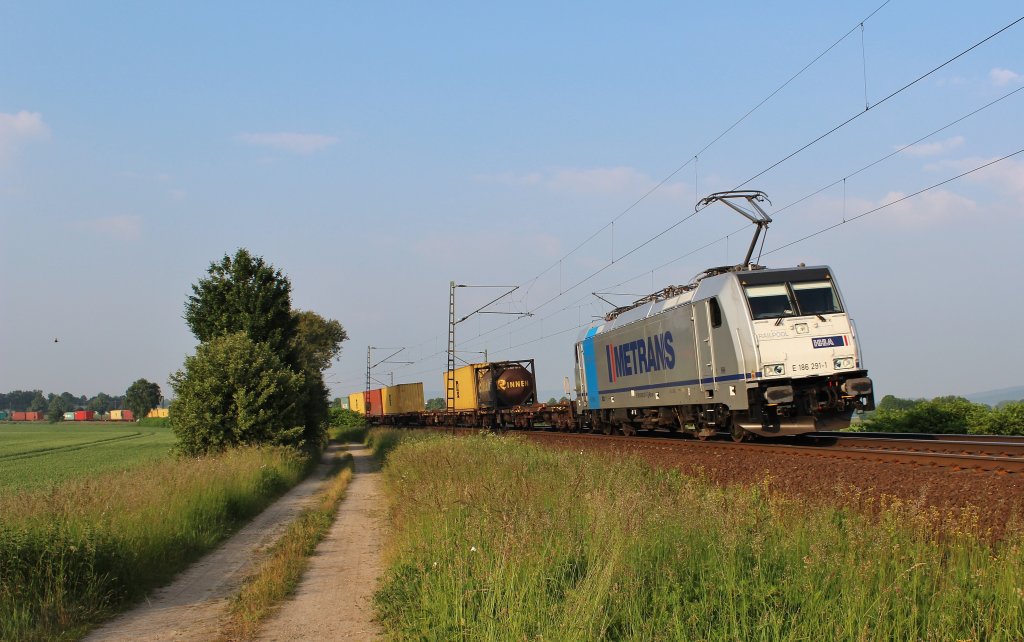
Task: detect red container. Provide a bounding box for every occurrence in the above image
[365,389,383,417]
[123,410,134,421]
[12,412,27,421]
[25,412,43,421]
[74,410,95,421]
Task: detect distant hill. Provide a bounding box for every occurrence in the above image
[965,386,1024,407]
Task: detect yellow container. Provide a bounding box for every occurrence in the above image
[348,392,365,415]
[381,383,425,415]
[110,409,123,421]
[443,364,483,410]
[146,408,170,418]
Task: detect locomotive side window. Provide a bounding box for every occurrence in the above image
[791,281,843,315]
[709,297,723,328]
[744,284,797,320]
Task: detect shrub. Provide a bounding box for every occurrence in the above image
[328,408,367,443]
[169,332,306,455]
[973,401,1024,436]
[865,396,990,434]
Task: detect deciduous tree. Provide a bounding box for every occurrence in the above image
[28,392,47,413]
[184,249,297,360]
[46,396,68,423]
[87,392,114,413]
[126,379,162,420]
[170,332,306,454]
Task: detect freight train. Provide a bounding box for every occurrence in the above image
[350,192,875,440]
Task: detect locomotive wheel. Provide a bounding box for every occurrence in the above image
[730,422,749,443]
[696,430,712,441]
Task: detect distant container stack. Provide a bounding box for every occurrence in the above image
[109,409,135,421]
[146,408,170,419]
[10,411,43,421]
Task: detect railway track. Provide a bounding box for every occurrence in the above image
[429,426,1024,474]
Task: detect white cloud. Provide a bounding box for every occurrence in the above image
[896,136,964,158]
[483,166,689,200]
[989,68,1021,87]
[71,215,143,241]
[875,189,977,224]
[927,156,1024,203]
[236,132,338,154]
[0,111,50,164]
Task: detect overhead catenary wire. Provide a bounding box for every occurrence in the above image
[351,2,900,379]
[454,12,1023,352]
[734,14,1024,189]
[339,11,1022,392]
[764,149,1024,255]
[339,83,1024,392]
[515,0,894,295]
[456,86,1024,355]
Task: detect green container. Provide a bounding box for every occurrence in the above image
[0,410,8,421]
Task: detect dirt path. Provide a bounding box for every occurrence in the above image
[255,445,385,641]
[82,443,347,642]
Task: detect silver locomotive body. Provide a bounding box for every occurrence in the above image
[573,265,874,440]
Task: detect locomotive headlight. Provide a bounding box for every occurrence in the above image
[763,363,786,376]
[833,357,854,370]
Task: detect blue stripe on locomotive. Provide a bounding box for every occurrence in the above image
[582,326,601,409]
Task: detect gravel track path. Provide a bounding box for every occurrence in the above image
[255,445,385,641]
[82,443,346,642]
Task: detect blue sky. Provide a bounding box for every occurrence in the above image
[1,1,1022,402]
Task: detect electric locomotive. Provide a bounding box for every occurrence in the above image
[572,192,874,441]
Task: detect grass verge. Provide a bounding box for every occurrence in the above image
[221,451,355,641]
[375,433,1024,641]
[366,427,431,462]
[0,446,314,642]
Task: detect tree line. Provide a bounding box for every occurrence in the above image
[863,394,1024,435]
[2,379,163,423]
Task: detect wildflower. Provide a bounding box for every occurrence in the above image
[470,546,477,553]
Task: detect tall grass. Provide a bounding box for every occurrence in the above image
[375,434,1024,641]
[366,427,431,462]
[0,446,312,642]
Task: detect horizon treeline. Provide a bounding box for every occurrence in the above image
[0,390,140,413]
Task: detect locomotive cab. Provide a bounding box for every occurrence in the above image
[737,266,874,435]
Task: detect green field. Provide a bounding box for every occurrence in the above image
[0,422,175,490]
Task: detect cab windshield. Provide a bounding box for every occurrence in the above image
[792,280,843,315]
[744,280,843,320]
